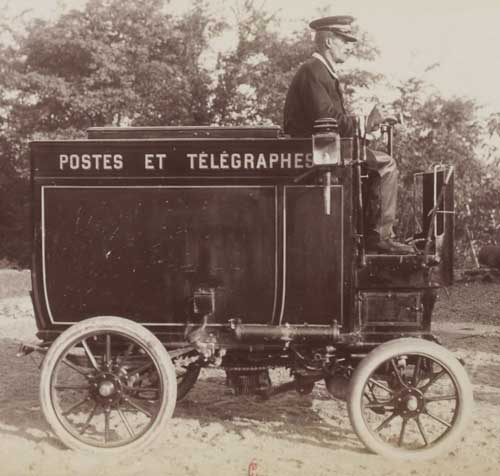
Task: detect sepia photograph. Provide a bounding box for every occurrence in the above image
[0,0,499,474]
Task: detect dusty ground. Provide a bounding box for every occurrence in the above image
[0,269,499,476]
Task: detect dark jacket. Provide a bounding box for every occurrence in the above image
[283,56,356,138]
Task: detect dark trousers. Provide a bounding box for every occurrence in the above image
[364,149,398,240]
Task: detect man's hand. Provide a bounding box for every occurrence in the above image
[366,104,399,132]
[366,104,383,132]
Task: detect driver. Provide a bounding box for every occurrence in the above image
[283,15,414,255]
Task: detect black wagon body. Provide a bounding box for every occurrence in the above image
[28,125,472,458]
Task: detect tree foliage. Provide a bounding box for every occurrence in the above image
[4,0,225,140]
[388,77,500,264]
[0,0,499,267]
[212,1,382,126]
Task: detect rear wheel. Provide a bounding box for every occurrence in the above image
[40,316,177,453]
[347,338,473,460]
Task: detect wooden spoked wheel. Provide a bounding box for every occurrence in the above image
[348,338,473,460]
[40,316,177,452]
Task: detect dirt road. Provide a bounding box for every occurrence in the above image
[0,270,499,476]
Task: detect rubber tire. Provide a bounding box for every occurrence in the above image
[347,338,473,460]
[40,316,177,453]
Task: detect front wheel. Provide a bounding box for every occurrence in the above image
[40,316,177,453]
[347,338,473,460]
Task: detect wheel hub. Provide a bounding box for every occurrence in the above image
[395,388,425,417]
[405,395,419,411]
[98,381,116,397]
[89,371,124,405]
